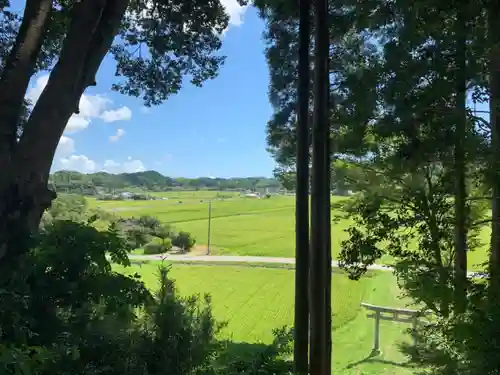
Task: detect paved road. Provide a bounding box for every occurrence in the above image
[127,253,485,278]
[127,253,394,272]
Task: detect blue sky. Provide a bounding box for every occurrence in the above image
[22,2,276,178]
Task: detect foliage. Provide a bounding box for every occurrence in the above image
[114,215,185,253]
[49,170,282,194]
[172,231,196,252]
[0,0,256,265]
[257,0,499,373]
[47,193,87,220]
[143,239,172,255]
[0,218,299,375]
[153,224,176,244]
[116,217,152,250]
[337,160,487,317]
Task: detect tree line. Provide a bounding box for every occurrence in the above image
[49,170,281,194]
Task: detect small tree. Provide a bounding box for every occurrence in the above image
[116,218,151,250]
[153,224,176,246]
[48,194,88,222]
[172,231,196,253]
[137,215,162,233]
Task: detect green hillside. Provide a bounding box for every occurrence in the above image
[49,170,281,193]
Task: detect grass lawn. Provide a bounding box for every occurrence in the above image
[115,262,422,374]
[94,194,490,271]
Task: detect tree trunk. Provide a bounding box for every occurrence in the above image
[0,0,53,173]
[488,1,500,300]
[453,2,468,314]
[309,0,331,372]
[0,0,130,264]
[294,0,311,373]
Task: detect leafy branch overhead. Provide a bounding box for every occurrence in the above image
[0,0,247,263]
[258,0,500,372]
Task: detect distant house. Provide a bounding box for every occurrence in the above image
[120,192,133,199]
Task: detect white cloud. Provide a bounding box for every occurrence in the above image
[66,116,91,133]
[59,155,97,173]
[56,136,75,156]
[109,128,126,142]
[26,75,132,133]
[221,0,248,28]
[54,154,146,174]
[101,107,132,122]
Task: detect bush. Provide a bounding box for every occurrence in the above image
[137,215,162,232]
[0,220,293,375]
[48,194,88,222]
[143,239,172,255]
[172,231,196,252]
[116,218,152,250]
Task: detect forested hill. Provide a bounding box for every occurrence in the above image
[49,170,281,193]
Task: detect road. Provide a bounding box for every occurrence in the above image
[127,253,393,272]
[127,253,485,278]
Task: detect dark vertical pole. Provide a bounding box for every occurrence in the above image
[294,0,311,372]
[309,0,331,372]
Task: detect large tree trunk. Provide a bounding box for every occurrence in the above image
[293,0,310,373]
[0,0,53,173]
[0,0,130,264]
[453,2,468,314]
[488,0,500,300]
[309,0,331,372]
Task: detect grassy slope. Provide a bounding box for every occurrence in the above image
[92,195,489,270]
[115,262,420,374]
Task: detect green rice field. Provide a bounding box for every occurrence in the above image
[115,261,420,374]
[90,192,490,270]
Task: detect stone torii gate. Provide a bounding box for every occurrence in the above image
[293,0,331,374]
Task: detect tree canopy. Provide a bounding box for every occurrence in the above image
[256,0,500,372]
[0,0,246,262]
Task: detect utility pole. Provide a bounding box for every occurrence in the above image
[207,200,212,255]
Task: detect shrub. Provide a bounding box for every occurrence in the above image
[143,239,173,255]
[153,224,177,242]
[0,220,293,375]
[137,215,162,232]
[116,218,152,250]
[48,194,88,222]
[172,231,196,252]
